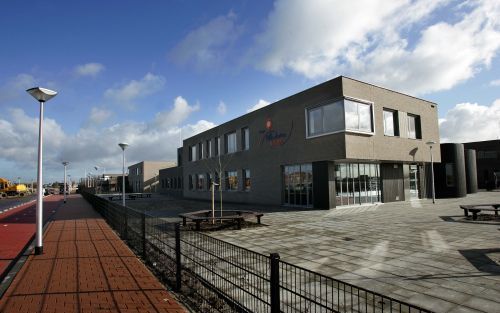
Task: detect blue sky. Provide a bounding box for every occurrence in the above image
[1,0,499,183]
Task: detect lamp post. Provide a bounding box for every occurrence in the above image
[62,162,69,203]
[118,143,129,207]
[27,87,58,255]
[426,141,436,204]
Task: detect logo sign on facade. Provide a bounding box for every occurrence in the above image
[259,118,293,147]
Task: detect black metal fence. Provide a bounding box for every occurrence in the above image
[82,192,432,313]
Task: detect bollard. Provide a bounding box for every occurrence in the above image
[270,253,280,313]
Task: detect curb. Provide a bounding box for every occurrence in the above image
[0,196,50,215]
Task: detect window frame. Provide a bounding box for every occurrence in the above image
[382,108,399,137]
[225,170,238,191]
[305,96,375,139]
[407,113,422,140]
[242,127,250,151]
[225,132,237,154]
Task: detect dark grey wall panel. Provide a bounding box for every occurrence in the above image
[312,161,332,209]
[464,149,478,194]
[434,143,467,198]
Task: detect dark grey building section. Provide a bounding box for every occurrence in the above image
[434,143,467,198]
[464,149,478,194]
[463,139,499,190]
[159,166,183,197]
[161,76,441,209]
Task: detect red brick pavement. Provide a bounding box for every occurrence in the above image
[0,196,63,278]
[0,194,187,313]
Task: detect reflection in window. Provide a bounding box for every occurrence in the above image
[226,132,237,153]
[383,109,399,136]
[407,114,421,139]
[345,99,372,132]
[335,163,380,206]
[226,171,238,190]
[283,163,313,207]
[243,169,251,191]
[242,127,250,150]
[197,174,205,190]
[307,100,343,136]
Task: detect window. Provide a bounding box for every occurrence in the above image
[307,100,344,136]
[215,137,220,156]
[383,109,399,136]
[243,169,251,191]
[188,175,193,190]
[283,164,313,207]
[198,142,204,159]
[206,139,212,158]
[197,174,205,190]
[477,151,498,159]
[190,145,197,162]
[407,114,421,139]
[214,172,220,190]
[242,127,250,150]
[226,171,238,190]
[344,99,372,133]
[225,132,237,153]
[207,173,213,189]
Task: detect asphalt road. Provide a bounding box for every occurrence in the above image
[0,195,37,212]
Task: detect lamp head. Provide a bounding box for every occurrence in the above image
[426,141,436,145]
[26,87,58,102]
[62,161,69,166]
[118,143,129,150]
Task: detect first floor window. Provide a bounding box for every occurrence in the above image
[383,109,399,136]
[188,175,193,190]
[243,169,251,191]
[345,99,372,133]
[226,171,238,190]
[407,114,421,139]
[225,132,237,153]
[197,174,205,190]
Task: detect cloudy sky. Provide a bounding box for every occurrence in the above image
[1,0,499,183]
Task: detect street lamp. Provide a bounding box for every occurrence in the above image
[118,143,129,207]
[426,141,436,204]
[62,161,69,203]
[27,87,58,255]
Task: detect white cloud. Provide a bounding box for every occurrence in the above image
[74,63,105,77]
[0,73,37,102]
[490,79,500,86]
[247,99,270,113]
[170,12,242,68]
[254,0,500,95]
[217,101,227,115]
[439,99,500,143]
[88,107,112,125]
[0,96,214,180]
[104,73,165,103]
[154,96,200,128]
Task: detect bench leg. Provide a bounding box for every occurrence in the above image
[472,211,478,221]
[196,220,201,231]
[464,209,469,217]
[237,219,242,230]
[182,217,186,227]
[495,210,498,216]
[257,216,261,224]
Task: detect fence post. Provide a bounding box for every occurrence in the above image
[175,223,181,291]
[142,212,146,260]
[270,253,280,313]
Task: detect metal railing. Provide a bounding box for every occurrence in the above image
[82,192,432,313]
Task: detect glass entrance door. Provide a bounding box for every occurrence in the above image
[409,164,419,199]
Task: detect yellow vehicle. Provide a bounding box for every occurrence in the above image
[0,178,28,198]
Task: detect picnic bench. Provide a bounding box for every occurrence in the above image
[179,210,263,231]
[459,204,500,220]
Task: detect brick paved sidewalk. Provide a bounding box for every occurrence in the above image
[0,194,187,313]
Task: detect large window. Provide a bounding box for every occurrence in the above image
[283,164,313,207]
[344,99,372,132]
[242,127,250,150]
[407,114,421,139]
[307,100,343,136]
[307,98,373,137]
[445,163,455,187]
[243,169,251,191]
[225,132,237,153]
[383,109,399,136]
[196,174,205,190]
[335,163,380,206]
[226,171,238,190]
[198,142,204,159]
[206,139,212,158]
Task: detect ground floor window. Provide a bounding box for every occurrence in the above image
[226,171,238,190]
[283,163,313,207]
[335,163,380,206]
[243,169,251,191]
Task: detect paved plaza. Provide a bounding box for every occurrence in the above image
[209,192,500,313]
